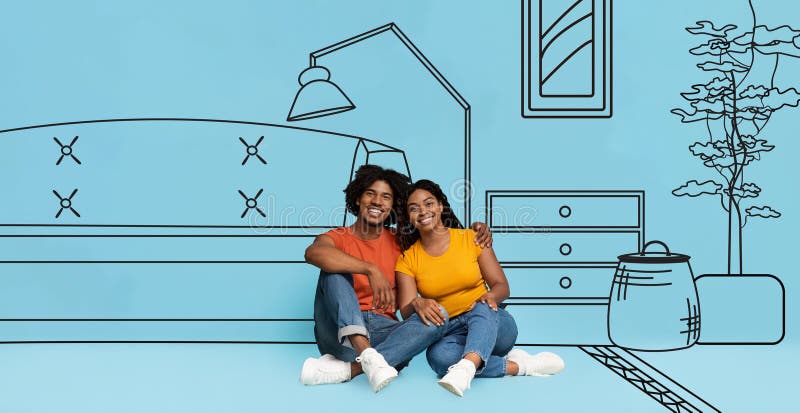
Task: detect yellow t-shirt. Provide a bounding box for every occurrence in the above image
[395,228,487,317]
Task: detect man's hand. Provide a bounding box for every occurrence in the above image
[366,265,395,313]
[411,297,446,326]
[470,222,493,249]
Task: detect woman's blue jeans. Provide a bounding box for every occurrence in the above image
[313,271,447,368]
[426,303,518,378]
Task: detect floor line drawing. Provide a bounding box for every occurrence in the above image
[580,346,721,412]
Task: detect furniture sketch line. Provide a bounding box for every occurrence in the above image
[238,188,266,218]
[292,22,471,223]
[522,0,613,117]
[0,119,412,342]
[580,346,721,412]
[54,136,81,165]
[239,136,267,165]
[52,189,80,218]
[0,118,405,151]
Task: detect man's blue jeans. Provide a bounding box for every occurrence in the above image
[426,302,518,378]
[313,271,446,367]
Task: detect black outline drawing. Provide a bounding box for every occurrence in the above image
[671,0,798,274]
[522,0,613,118]
[0,118,411,344]
[667,0,791,350]
[287,23,472,224]
[485,190,724,411]
[238,188,266,218]
[54,136,81,165]
[239,136,267,165]
[52,189,80,218]
[486,190,644,347]
[694,273,785,345]
[608,240,702,352]
[287,66,356,121]
[580,346,721,412]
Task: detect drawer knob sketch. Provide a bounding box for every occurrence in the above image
[559,242,573,256]
[52,189,80,218]
[559,204,572,218]
[54,136,81,165]
[559,276,572,289]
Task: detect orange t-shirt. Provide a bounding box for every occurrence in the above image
[324,227,400,320]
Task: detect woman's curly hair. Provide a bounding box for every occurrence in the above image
[344,164,410,227]
[397,179,463,251]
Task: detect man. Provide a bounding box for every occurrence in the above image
[300,165,491,392]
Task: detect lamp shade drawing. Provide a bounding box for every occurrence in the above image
[286,23,473,224]
[287,66,355,121]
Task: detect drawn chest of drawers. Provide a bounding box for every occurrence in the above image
[486,190,645,345]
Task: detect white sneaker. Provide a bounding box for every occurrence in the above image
[300,354,351,385]
[507,349,565,376]
[355,348,398,392]
[437,359,476,397]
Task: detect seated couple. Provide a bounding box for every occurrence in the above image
[301,165,564,396]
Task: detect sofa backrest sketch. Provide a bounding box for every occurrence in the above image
[0,118,410,342]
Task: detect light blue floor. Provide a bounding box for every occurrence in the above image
[1,342,792,412]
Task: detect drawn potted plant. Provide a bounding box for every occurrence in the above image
[670,2,795,344]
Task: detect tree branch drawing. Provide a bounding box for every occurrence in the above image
[671,0,799,274]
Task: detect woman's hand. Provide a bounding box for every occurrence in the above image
[476,292,499,311]
[411,297,446,326]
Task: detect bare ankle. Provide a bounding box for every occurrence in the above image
[506,360,520,376]
[463,352,483,369]
[350,362,363,377]
[349,334,371,354]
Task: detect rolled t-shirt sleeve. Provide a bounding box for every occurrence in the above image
[395,252,416,279]
[324,228,347,250]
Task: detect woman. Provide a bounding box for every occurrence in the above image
[394,179,564,396]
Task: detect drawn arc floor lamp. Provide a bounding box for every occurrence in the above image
[286,22,473,224]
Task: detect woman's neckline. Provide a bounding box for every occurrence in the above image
[419,227,452,258]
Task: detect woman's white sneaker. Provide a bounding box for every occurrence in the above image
[355,348,398,392]
[507,349,565,376]
[437,359,477,397]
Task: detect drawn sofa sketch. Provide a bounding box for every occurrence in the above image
[0,119,420,342]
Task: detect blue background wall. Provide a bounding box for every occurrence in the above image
[0,1,797,411]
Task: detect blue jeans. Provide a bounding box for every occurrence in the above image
[313,271,446,367]
[426,303,518,378]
